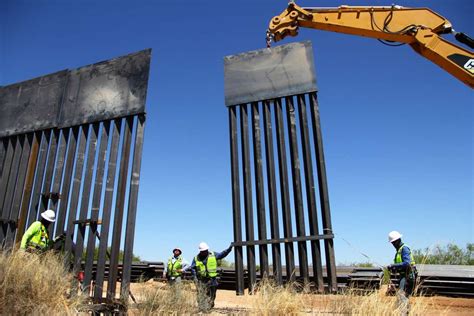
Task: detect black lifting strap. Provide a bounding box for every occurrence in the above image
[455,32,474,49]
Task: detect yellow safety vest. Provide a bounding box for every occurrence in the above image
[394,244,415,265]
[20,221,50,250]
[167,256,183,277]
[195,251,217,278]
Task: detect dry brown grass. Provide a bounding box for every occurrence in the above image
[0,249,85,315]
[133,281,197,315]
[247,279,452,315]
[130,279,455,315]
[248,278,305,315]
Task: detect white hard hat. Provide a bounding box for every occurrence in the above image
[173,247,182,254]
[388,231,402,243]
[41,209,56,222]
[198,242,209,251]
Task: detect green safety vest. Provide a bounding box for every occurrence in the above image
[394,244,416,265]
[195,251,217,278]
[20,221,50,250]
[167,256,183,277]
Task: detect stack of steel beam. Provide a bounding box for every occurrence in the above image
[413,264,474,298]
[347,267,384,291]
[351,264,474,298]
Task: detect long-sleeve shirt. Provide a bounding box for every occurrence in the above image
[190,246,232,285]
[392,244,412,269]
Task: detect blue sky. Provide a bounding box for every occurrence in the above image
[1,0,472,267]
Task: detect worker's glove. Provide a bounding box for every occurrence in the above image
[386,265,396,272]
[53,233,66,243]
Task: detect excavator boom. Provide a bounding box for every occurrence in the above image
[268,3,474,88]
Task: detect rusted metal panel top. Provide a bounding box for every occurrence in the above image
[224,41,317,106]
[0,71,68,138]
[58,49,151,128]
[0,49,151,137]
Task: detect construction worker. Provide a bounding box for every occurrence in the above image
[190,242,232,312]
[20,209,56,252]
[387,231,417,316]
[163,247,189,284]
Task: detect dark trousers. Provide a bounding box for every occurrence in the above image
[196,278,217,311]
[397,273,415,316]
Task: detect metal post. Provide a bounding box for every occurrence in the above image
[83,121,110,289]
[309,92,337,292]
[0,136,16,213]
[229,106,245,295]
[297,94,324,292]
[274,98,296,281]
[107,116,133,300]
[26,130,51,228]
[74,123,99,275]
[54,126,79,236]
[64,126,88,255]
[1,135,26,244]
[15,132,40,246]
[122,114,146,300]
[39,129,60,226]
[49,129,69,236]
[262,100,283,285]
[240,104,257,292]
[285,96,309,283]
[95,118,122,300]
[5,133,33,248]
[0,138,8,179]
[251,102,269,278]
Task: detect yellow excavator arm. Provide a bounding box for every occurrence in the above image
[267,2,474,88]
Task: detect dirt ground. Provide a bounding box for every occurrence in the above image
[130,281,474,315]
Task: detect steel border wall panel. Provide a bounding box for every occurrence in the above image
[121,114,146,299]
[262,100,283,285]
[107,116,133,300]
[285,96,309,283]
[4,133,33,248]
[251,102,269,278]
[229,106,245,295]
[95,118,121,300]
[225,43,338,294]
[297,94,324,292]
[1,50,150,306]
